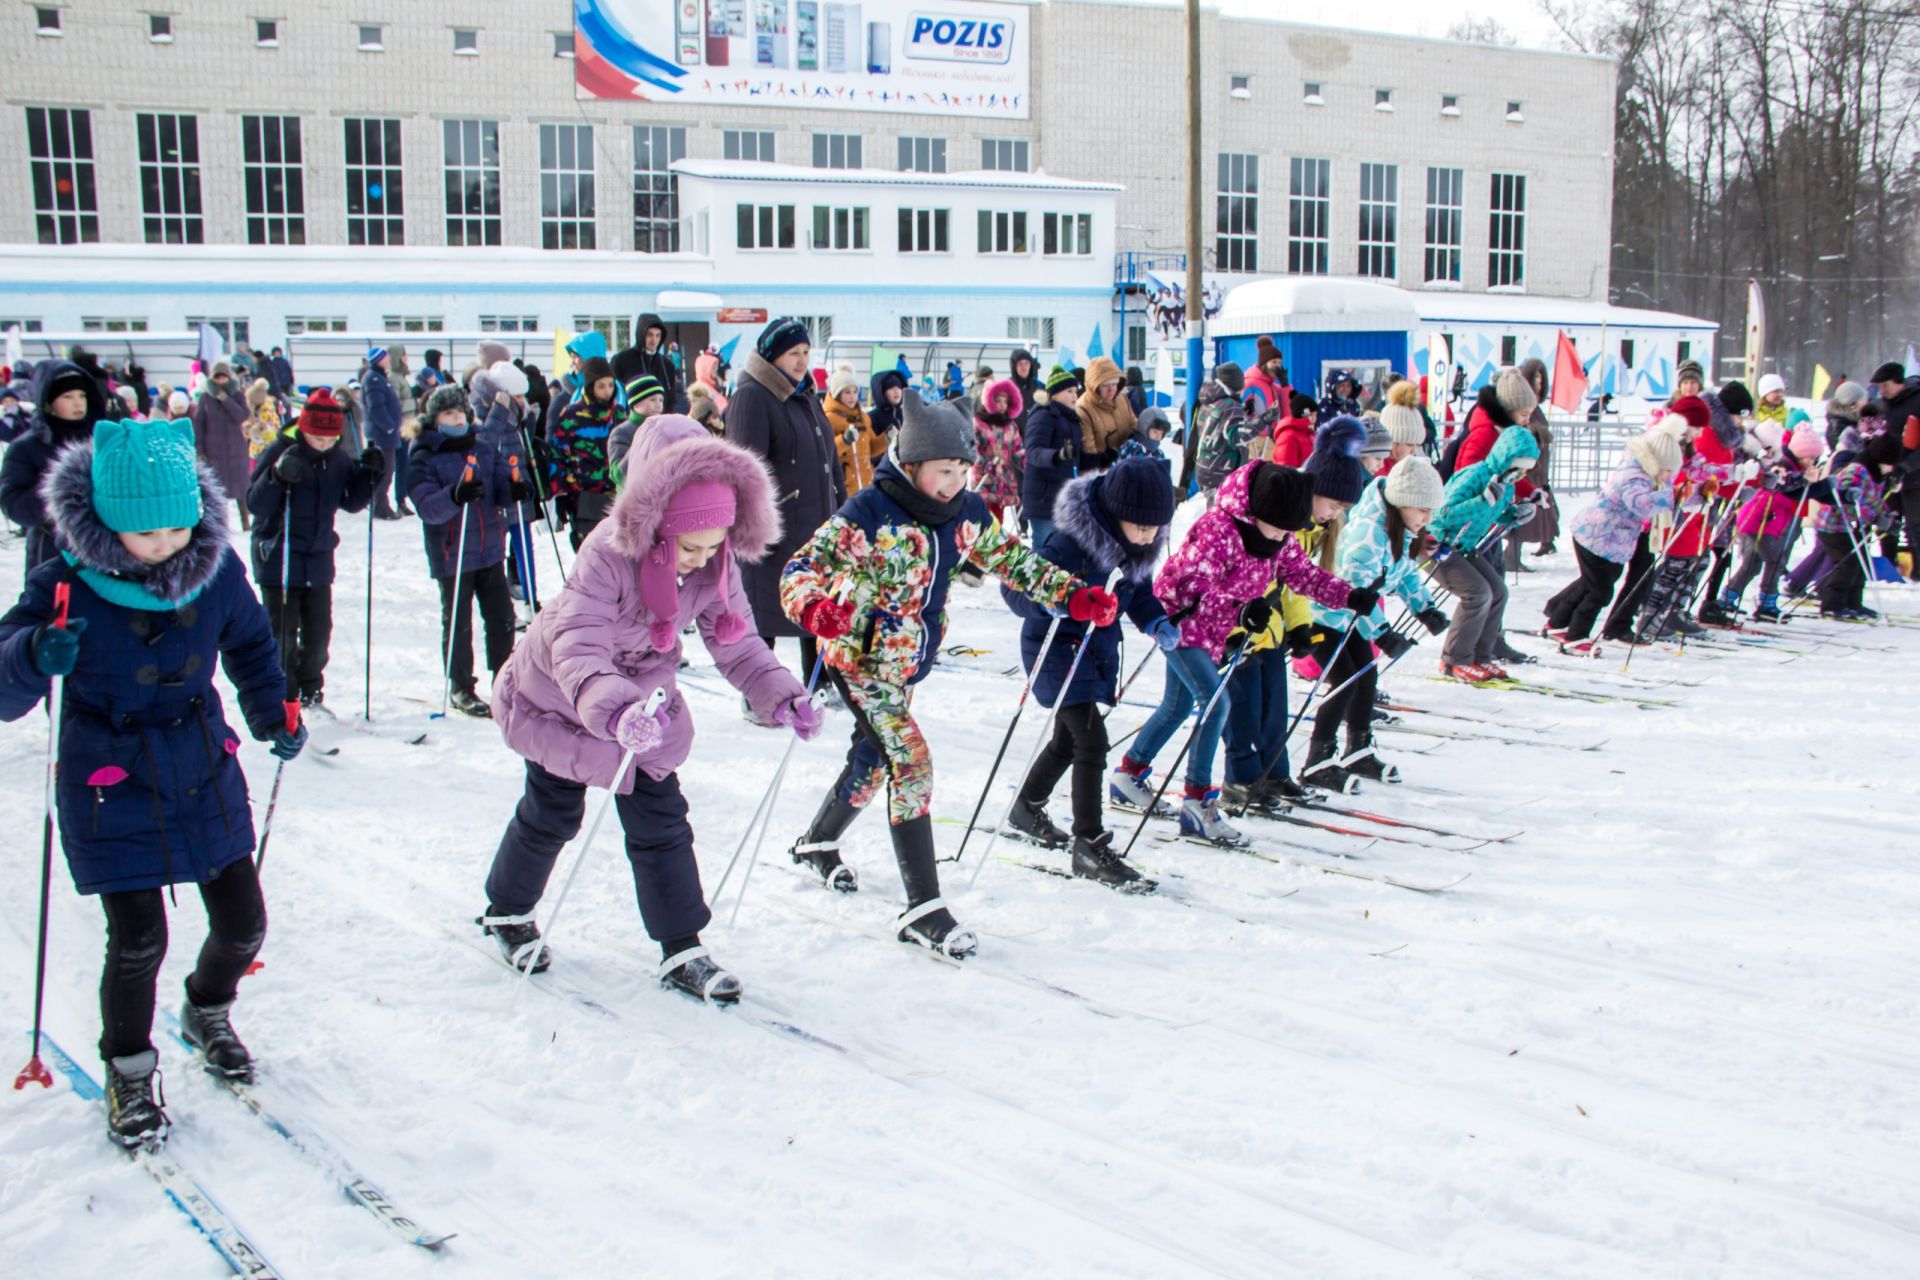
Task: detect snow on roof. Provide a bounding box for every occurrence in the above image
[1216,276,1718,336]
[671,159,1122,194]
[1410,292,1718,332]
[0,243,712,287]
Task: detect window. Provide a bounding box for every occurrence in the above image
[452,27,477,55]
[479,315,540,333]
[0,319,46,334]
[571,315,631,349]
[1677,340,1692,365]
[976,210,1028,254]
[1302,81,1324,105]
[35,7,60,36]
[1488,172,1526,289]
[898,136,946,173]
[794,315,835,347]
[539,123,595,250]
[552,31,572,58]
[812,133,862,169]
[899,316,950,339]
[1357,162,1397,279]
[981,138,1029,172]
[344,117,404,245]
[185,316,251,349]
[1127,324,1147,362]
[811,205,869,251]
[1423,166,1464,285]
[241,115,304,245]
[1214,152,1258,273]
[148,13,171,42]
[1375,88,1393,112]
[81,317,149,333]
[1287,156,1330,275]
[136,113,204,244]
[1505,100,1525,122]
[722,129,774,162]
[443,119,500,247]
[284,316,347,335]
[1441,93,1460,117]
[1230,74,1251,100]
[381,315,444,334]
[26,107,99,244]
[1008,316,1055,349]
[1620,338,1636,369]
[633,125,685,253]
[897,208,949,253]
[357,23,382,50]
[1042,212,1092,256]
[736,203,795,250]
[256,18,278,46]
[1500,336,1518,366]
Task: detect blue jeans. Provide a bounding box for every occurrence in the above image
[1224,644,1290,786]
[507,519,540,609]
[1125,644,1230,789]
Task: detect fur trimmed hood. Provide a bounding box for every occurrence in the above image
[976,376,1024,424]
[607,415,780,563]
[40,439,231,607]
[1052,472,1166,586]
[1699,390,1745,451]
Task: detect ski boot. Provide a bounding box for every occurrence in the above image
[1478,660,1511,680]
[104,1050,170,1151]
[449,687,492,719]
[1753,593,1784,623]
[1439,661,1498,684]
[1071,831,1156,894]
[298,688,326,713]
[891,816,977,959]
[1006,796,1070,849]
[1302,736,1360,795]
[179,991,253,1082]
[790,793,860,892]
[1491,638,1537,665]
[1698,589,1739,628]
[657,943,741,1004]
[1221,780,1277,816]
[1559,637,1603,656]
[477,909,551,973]
[1540,624,1569,642]
[1265,773,1322,805]
[1178,787,1249,847]
[1340,736,1401,785]
[1108,763,1173,816]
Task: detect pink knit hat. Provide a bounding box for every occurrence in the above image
[637,478,743,650]
[1788,425,1825,462]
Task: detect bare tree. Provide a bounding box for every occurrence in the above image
[1446,14,1518,45]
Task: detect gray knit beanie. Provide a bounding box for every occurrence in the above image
[1493,367,1538,420]
[896,392,977,464]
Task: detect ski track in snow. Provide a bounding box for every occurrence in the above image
[2,493,1918,1279]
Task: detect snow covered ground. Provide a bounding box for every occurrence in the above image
[2,493,1918,1279]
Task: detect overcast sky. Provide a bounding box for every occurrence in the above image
[1214,0,1567,50]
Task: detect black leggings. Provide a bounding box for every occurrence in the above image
[1017,701,1108,839]
[1603,530,1655,640]
[438,563,517,694]
[1546,542,1626,641]
[98,856,267,1060]
[1309,629,1375,747]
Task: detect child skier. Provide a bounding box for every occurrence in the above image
[245,388,381,709]
[1021,365,1082,549]
[407,385,527,719]
[1117,406,1172,470]
[1719,424,1824,621]
[970,376,1025,526]
[0,417,302,1148]
[1426,424,1541,681]
[481,416,817,1002]
[1542,417,1684,653]
[609,373,666,484]
[1815,430,1901,619]
[1002,458,1176,891]
[780,396,1113,958]
[473,358,543,611]
[1,359,108,571]
[827,365,886,496]
[548,356,619,549]
[1114,421,1379,845]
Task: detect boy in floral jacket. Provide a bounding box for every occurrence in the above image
[780,395,1115,959]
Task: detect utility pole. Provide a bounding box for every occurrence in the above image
[1183,0,1204,473]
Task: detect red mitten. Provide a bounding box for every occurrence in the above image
[1069,586,1119,628]
[800,597,853,639]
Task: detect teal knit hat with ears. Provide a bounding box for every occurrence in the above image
[91,417,204,533]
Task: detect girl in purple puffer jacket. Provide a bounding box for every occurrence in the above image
[478,415,819,1003]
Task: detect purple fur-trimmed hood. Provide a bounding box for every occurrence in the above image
[607,414,780,562]
[40,439,232,605]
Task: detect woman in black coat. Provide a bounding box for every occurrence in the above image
[725,318,847,684]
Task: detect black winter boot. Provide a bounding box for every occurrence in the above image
[890,816,976,959]
[657,938,741,1004]
[1339,734,1401,784]
[450,687,492,718]
[1006,796,1069,848]
[1071,831,1156,894]
[1301,736,1359,795]
[180,992,253,1081]
[477,909,551,973]
[105,1050,170,1150]
[790,792,861,892]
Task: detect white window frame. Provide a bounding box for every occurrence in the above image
[148,13,172,42]
[1357,162,1397,280]
[478,315,540,333]
[343,117,404,246]
[443,118,501,247]
[571,315,631,349]
[1287,156,1330,275]
[1488,172,1527,291]
[241,114,304,246]
[736,203,796,251]
[255,18,279,47]
[35,7,61,37]
[980,138,1029,172]
[285,316,347,336]
[1374,88,1394,112]
[185,316,252,349]
[1041,211,1092,257]
[552,31,573,58]
[452,27,478,56]
[381,315,445,334]
[1302,81,1324,106]
[136,112,204,244]
[899,316,951,339]
[1007,316,1055,349]
[897,207,950,254]
[81,316,150,333]
[811,205,869,251]
[26,106,99,245]
[1423,166,1464,286]
[0,318,47,334]
[357,23,382,51]
[1215,152,1258,274]
[897,135,946,173]
[794,316,835,348]
[539,123,596,251]
[976,209,1028,255]
[1229,74,1251,100]
[1440,93,1460,117]
[722,129,775,162]
[811,132,862,169]
[633,125,685,254]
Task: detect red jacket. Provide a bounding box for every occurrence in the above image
[1271,418,1315,467]
[1244,369,1287,418]
[1454,404,1537,498]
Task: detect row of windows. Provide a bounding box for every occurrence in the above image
[31,9,571,57]
[1213,155,1528,289]
[733,204,1093,257]
[1230,76,1524,121]
[725,128,1028,174]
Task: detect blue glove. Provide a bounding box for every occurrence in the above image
[29,616,87,677]
[1148,617,1180,652]
[269,721,309,762]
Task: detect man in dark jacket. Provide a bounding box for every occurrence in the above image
[269,347,295,395]
[1021,365,1084,548]
[624,313,686,414]
[1870,361,1920,575]
[0,357,107,570]
[362,345,405,519]
[725,316,846,684]
[245,388,381,707]
[1008,348,1040,432]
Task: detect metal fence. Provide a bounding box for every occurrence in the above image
[1542,416,1639,492]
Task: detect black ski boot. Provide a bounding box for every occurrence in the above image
[1071,831,1156,894]
[450,687,492,719]
[105,1050,170,1150]
[1339,735,1401,785]
[1006,796,1070,849]
[890,816,977,959]
[657,941,741,1004]
[1221,781,1272,815]
[179,992,253,1082]
[1301,736,1359,795]
[1264,774,1322,806]
[477,909,551,973]
[789,793,861,892]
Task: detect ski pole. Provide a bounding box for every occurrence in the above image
[1617,500,1709,671]
[277,510,296,709]
[1230,623,1355,819]
[954,613,1067,866]
[1119,638,1248,861]
[521,421,570,586]
[433,457,477,719]
[967,567,1122,889]
[1837,492,1890,622]
[713,653,826,924]
[364,497,375,721]
[510,455,537,612]
[253,700,301,873]
[13,582,70,1092]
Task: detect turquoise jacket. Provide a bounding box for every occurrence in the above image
[1311,477,1438,639]
[1429,426,1542,553]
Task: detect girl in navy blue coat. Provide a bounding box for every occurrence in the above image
[0,417,303,1149]
[1003,459,1176,891]
[406,385,528,718]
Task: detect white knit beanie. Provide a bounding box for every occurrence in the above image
[1383,456,1445,508]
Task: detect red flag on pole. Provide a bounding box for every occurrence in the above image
[1550,330,1588,414]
